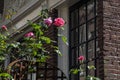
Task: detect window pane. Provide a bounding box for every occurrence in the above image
[79,24,86,43]
[87,0,94,20]
[88,19,95,40]
[79,5,86,25]
[96,39,100,59]
[79,44,86,57]
[71,10,79,29]
[96,17,98,37]
[71,29,78,47]
[79,64,86,80]
[88,61,95,76]
[88,40,95,59]
[96,0,98,16]
[71,48,79,66]
[71,74,79,80]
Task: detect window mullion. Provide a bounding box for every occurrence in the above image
[94,0,97,77]
[85,2,88,77]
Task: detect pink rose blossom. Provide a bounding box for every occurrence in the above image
[24,32,34,38]
[78,56,85,61]
[53,18,65,27]
[2,25,8,31]
[44,17,53,26]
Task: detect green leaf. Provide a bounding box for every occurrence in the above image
[39,29,43,35]
[37,55,49,63]
[33,51,37,56]
[55,50,62,56]
[58,34,68,45]
[60,27,65,30]
[62,36,68,45]
[58,34,62,37]
[0,73,13,79]
[86,75,101,80]
[70,69,79,74]
[88,65,96,70]
[0,56,5,61]
[41,36,51,44]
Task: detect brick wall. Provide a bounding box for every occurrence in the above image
[103,0,120,80]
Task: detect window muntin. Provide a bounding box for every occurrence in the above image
[69,0,98,80]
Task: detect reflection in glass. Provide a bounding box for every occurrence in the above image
[71,10,79,29]
[88,19,95,40]
[79,5,86,25]
[71,29,78,47]
[87,0,94,20]
[79,24,86,43]
[88,40,95,59]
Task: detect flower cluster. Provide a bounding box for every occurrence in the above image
[44,17,65,27]
[24,17,65,38]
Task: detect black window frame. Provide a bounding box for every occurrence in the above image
[69,0,99,80]
[0,0,4,14]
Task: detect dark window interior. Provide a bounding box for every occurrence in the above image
[0,0,4,14]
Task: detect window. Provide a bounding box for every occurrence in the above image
[0,0,4,20]
[69,0,98,80]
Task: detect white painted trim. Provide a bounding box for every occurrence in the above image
[48,0,66,9]
[1,0,44,26]
[0,0,47,39]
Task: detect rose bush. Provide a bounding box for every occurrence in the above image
[0,9,66,80]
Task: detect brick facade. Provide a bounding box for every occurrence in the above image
[102,0,120,80]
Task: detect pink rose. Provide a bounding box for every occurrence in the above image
[44,17,53,26]
[78,56,85,61]
[2,25,8,31]
[24,32,34,38]
[53,18,65,27]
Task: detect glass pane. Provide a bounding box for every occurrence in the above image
[71,48,79,66]
[46,78,53,80]
[88,61,95,76]
[79,44,86,57]
[71,29,78,47]
[96,0,98,16]
[87,40,95,76]
[87,0,94,20]
[88,19,95,40]
[71,74,79,80]
[71,10,79,29]
[79,44,86,80]
[96,39,100,56]
[79,64,86,80]
[79,5,86,25]
[88,40,95,59]
[79,24,86,43]
[96,17,98,37]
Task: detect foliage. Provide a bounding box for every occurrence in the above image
[0,9,66,79]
